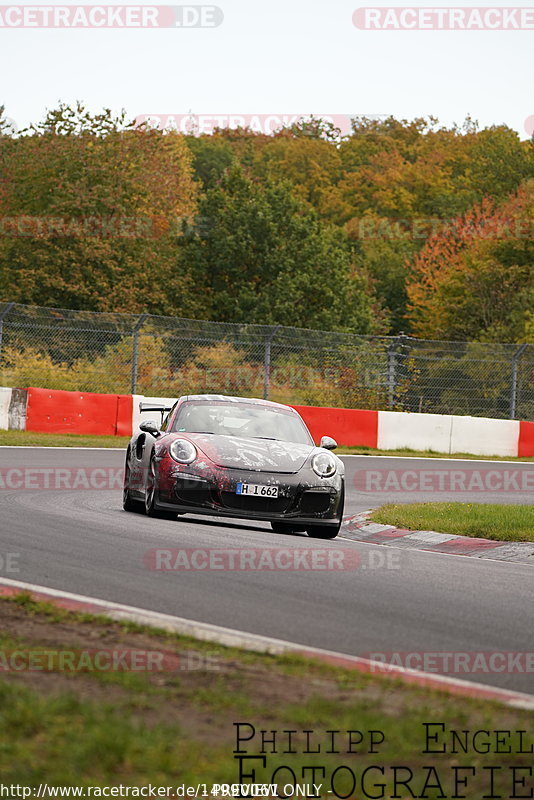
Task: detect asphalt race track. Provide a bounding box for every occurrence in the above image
[1,447,533,693]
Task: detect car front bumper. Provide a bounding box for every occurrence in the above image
[155,455,344,526]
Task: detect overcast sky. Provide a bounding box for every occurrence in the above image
[1,0,532,138]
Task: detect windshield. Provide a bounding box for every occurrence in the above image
[171,401,313,446]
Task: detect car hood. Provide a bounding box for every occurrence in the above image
[184,434,314,473]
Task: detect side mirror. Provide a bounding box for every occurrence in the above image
[320,435,337,450]
[140,420,160,437]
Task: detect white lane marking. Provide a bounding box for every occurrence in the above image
[341,512,533,564]
[0,447,532,463]
[401,530,459,543]
[0,576,532,710]
[341,454,533,464]
[338,535,534,567]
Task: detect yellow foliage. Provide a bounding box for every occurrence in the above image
[0,339,388,410]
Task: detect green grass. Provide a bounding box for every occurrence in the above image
[371,502,534,542]
[1,430,533,460]
[0,594,531,793]
[337,444,534,461]
[0,430,129,448]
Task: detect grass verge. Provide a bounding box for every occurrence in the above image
[337,444,534,461]
[0,430,129,448]
[1,430,533,461]
[0,593,532,793]
[371,502,534,542]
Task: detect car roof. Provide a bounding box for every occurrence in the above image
[182,394,297,412]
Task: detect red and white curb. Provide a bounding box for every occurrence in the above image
[342,512,534,565]
[0,576,532,710]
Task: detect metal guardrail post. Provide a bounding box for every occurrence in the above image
[263,325,281,400]
[0,302,15,363]
[509,343,528,419]
[131,313,149,395]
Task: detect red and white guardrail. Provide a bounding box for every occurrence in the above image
[0,386,533,457]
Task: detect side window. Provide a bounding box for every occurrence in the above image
[160,402,177,432]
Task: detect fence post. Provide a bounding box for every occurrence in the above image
[263,325,281,400]
[131,313,148,395]
[509,343,527,419]
[0,302,14,364]
[387,336,400,408]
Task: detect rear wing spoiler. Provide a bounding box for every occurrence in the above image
[139,402,174,414]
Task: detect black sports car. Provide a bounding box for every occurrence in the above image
[123,394,344,538]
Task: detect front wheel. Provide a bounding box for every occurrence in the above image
[145,455,176,520]
[307,525,340,540]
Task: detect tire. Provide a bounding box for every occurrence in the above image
[307,524,340,540]
[123,453,143,513]
[307,484,344,540]
[144,454,176,520]
[271,521,306,534]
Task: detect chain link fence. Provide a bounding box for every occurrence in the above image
[0,302,532,420]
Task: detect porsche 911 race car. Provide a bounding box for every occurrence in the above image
[123,394,344,538]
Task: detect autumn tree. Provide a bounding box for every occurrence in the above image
[2,105,531,339]
[407,182,534,341]
[178,165,382,333]
[0,103,198,313]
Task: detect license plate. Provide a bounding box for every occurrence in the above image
[236,482,279,498]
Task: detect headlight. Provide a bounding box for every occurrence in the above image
[169,438,197,465]
[312,451,337,478]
